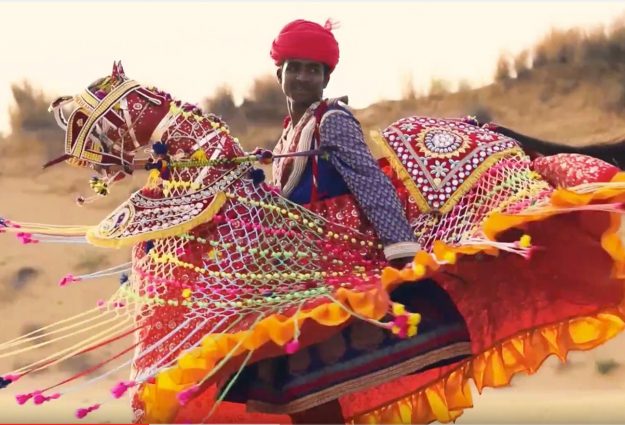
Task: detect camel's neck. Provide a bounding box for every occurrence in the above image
[142,100,249,193]
[146,101,245,162]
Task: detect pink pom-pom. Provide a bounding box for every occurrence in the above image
[4,374,20,382]
[75,403,100,419]
[394,315,408,327]
[32,392,60,405]
[16,232,37,245]
[58,274,80,287]
[15,393,32,405]
[110,383,126,399]
[285,339,300,354]
[111,380,135,399]
[176,385,199,406]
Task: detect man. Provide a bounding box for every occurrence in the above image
[270,19,421,266]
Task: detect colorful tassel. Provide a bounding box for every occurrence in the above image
[285,339,301,354]
[16,232,38,244]
[58,274,80,287]
[250,168,266,185]
[152,142,168,155]
[15,393,34,405]
[176,385,199,406]
[33,392,60,405]
[110,380,136,399]
[75,403,101,419]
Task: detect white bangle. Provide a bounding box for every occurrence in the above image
[383,242,421,261]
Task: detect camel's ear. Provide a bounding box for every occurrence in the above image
[111,60,127,83]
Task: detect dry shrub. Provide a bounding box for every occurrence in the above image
[4,82,63,157]
[240,75,287,122]
[494,54,513,83]
[428,78,451,98]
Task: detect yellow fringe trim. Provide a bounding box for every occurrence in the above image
[86,192,227,249]
[370,130,428,212]
[139,286,391,423]
[370,130,524,214]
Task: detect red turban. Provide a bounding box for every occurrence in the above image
[270,19,340,73]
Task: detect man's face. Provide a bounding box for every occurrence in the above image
[278,59,329,105]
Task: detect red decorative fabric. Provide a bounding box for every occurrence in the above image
[270,19,340,71]
[533,153,620,187]
[381,116,523,214]
[340,210,624,419]
[305,194,379,242]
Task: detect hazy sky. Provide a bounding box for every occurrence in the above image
[1,1,625,134]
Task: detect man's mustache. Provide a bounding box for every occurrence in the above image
[291,84,314,91]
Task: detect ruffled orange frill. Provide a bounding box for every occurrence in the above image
[349,311,625,424]
[140,285,390,423]
[350,173,625,424]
